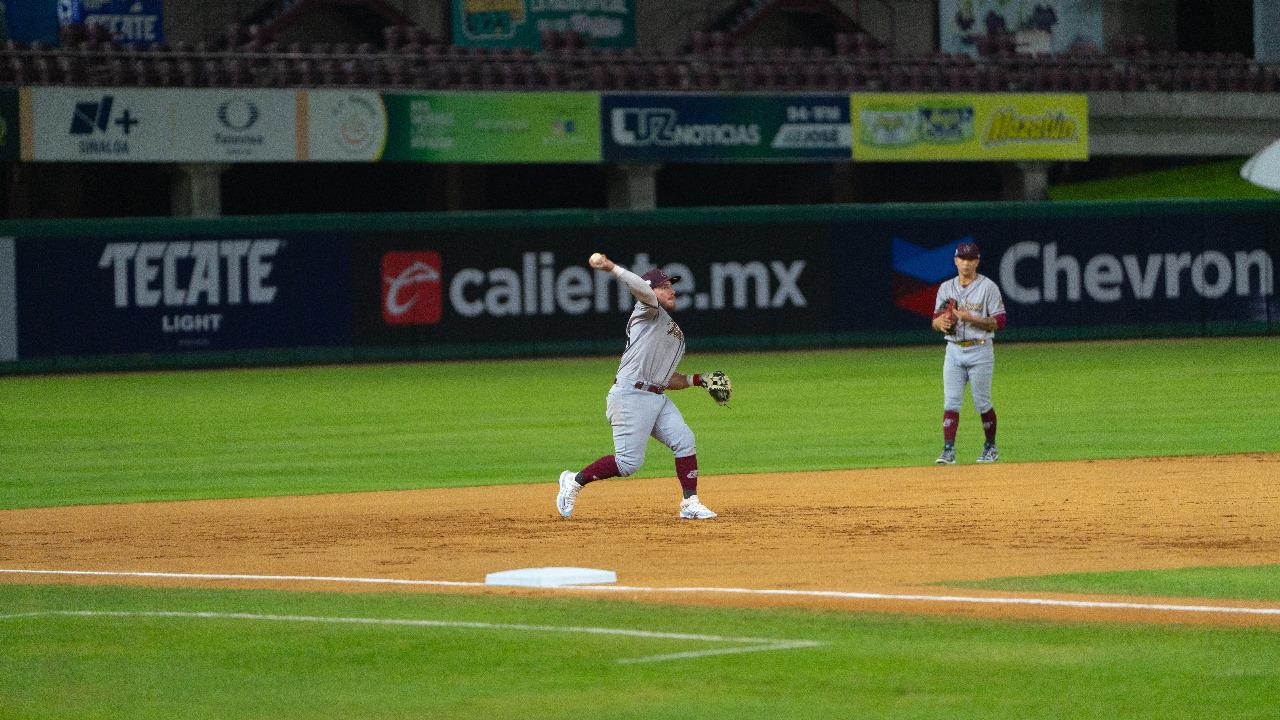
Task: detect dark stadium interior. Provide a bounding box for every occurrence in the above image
[0,0,1274,217]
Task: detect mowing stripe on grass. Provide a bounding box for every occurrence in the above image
[6,568,1280,618]
[0,609,822,665]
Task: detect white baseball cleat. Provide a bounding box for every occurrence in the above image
[976,443,999,463]
[556,471,582,518]
[679,495,717,520]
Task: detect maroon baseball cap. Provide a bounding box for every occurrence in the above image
[955,241,981,259]
[641,268,681,287]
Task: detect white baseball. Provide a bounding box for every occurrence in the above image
[590,252,604,265]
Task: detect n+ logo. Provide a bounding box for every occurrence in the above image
[113,109,139,134]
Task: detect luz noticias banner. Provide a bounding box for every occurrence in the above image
[851,93,1088,162]
[603,94,852,162]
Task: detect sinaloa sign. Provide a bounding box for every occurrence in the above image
[26,88,298,162]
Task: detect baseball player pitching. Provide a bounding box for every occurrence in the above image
[556,253,728,520]
[931,241,1006,464]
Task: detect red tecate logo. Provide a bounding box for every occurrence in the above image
[382,251,442,325]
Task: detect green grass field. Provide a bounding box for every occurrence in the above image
[3,336,1279,718]
[1048,159,1280,200]
[955,564,1280,601]
[3,583,1280,720]
[2,337,1277,509]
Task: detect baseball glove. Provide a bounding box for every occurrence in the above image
[703,370,732,406]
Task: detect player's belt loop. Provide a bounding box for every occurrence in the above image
[952,339,987,348]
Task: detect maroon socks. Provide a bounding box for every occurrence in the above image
[942,410,960,446]
[576,455,620,485]
[675,454,699,498]
[576,454,699,499]
[981,409,997,444]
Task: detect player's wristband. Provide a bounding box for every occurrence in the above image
[691,373,702,387]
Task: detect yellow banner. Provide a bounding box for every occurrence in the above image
[851,93,1088,161]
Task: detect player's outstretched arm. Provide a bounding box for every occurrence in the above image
[589,252,657,305]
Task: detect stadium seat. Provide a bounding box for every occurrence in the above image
[32,55,58,84]
[108,57,136,85]
[176,57,200,86]
[382,24,405,51]
[584,63,608,89]
[224,57,252,86]
[540,28,562,52]
[689,30,710,54]
[60,54,90,84]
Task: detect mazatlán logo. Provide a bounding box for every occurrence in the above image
[983,108,1080,147]
[890,237,971,316]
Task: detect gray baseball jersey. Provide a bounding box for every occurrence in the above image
[934,274,1005,344]
[606,264,695,476]
[613,266,686,387]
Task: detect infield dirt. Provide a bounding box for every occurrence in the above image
[3,454,1279,627]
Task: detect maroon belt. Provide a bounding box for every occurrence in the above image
[617,378,664,394]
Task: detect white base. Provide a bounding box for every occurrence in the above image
[484,566,617,588]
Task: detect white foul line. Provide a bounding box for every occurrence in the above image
[4,568,1280,617]
[0,609,821,665]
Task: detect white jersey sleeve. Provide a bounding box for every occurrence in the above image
[611,265,658,308]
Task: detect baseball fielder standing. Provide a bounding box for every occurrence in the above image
[556,252,727,520]
[931,241,1006,464]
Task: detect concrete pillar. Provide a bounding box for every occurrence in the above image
[830,162,866,203]
[171,163,227,217]
[1257,0,1280,63]
[445,164,487,211]
[7,163,31,218]
[607,162,661,210]
[1000,161,1050,201]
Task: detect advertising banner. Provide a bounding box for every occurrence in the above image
[382,92,601,163]
[27,87,298,162]
[175,90,298,161]
[0,237,15,362]
[851,93,1088,162]
[303,90,387,161]
[603,94,851,162]
[452,0,634,49]
[59,0,164,46]
[15,234,352,357]
[349,224,831,348]
[28,87,168,162]
[831,213,1277,334]
[940,0,1103,56]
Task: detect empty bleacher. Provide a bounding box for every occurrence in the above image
[2,23,1276,93]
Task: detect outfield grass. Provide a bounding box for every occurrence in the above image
[3,583,1278,720]
[2,337,1277,509]
[956,564,1280,602]
[1048,159,1280,200]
